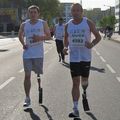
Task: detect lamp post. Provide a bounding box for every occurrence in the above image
[104,5,112,16]
[80,0,82,5]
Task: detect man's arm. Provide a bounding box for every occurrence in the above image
[43,21,51,40]
[86,19,101,49]
[63,24,69,55]
[18,23,27,49]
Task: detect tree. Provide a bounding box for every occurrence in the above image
[0,0,22,5]
[0,0,8,3]
[107,16,116,27]
[24,0,61,25]
[99,15,116,29]
[99,16,108,28]
[0,0,61,26]
[84,8,103,25]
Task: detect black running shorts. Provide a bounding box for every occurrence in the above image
[70,61,91,78]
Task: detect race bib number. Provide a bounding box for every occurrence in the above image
[70,29,86,47]
[71,37,85,47]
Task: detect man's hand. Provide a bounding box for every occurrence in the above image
[85,41,94,49]
[23,44,28,50]
[32,34,43,43]
[63,47,68,55]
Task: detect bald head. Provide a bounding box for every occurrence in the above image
[71,3,83,20]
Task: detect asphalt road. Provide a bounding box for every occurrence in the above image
[0,37,120,120]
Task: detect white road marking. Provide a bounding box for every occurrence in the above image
[19,69,24,73]
[0,77,15,90]
[95,51,100,56]
[45,50,48,54]
[116,77,120,82]
[93,48,100,56]
[100,56,106,62]
[106,64,116,73]
[93,48,96,52]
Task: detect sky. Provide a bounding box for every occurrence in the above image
[59,0,115,10]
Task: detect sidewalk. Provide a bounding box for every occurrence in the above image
[100,33,120,43]
[111,33,120,43]
[0,35,7,39]
[0,35,17,39]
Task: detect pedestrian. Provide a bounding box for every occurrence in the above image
[18,5,51,107]
[63,3,101,118]
[54,17,65,62]
[50,26,54,38]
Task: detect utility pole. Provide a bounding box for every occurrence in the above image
[80,0,82,6]
[119,0,120,34]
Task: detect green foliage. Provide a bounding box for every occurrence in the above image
[24,0,61,25]
[0,0,61,25]
[99,15,116,28]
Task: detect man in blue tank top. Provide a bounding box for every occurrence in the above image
[63,3,101,118]
[54,17,65,62]
[18,5,51,107]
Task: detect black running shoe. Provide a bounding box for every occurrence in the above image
[69,109,79,118]
[23,97,31,107]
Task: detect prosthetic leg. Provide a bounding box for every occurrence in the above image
[37,74,43,104]
[82,91,90,111]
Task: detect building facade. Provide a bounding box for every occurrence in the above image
[115,0,120,33]
[0,1,25,32]
[61,3,73,23]
[61,1,82,23]
[84,8,103,25]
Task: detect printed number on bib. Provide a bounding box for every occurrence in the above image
[71,37,85,47]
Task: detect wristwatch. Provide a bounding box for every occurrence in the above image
[64,47,68,49]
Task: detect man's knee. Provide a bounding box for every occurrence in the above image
[81,77,89,91]
[82,77,88,83]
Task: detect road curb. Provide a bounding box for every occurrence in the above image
[110,38,120,43]
[100,33,120,44]
[101,35,120,43]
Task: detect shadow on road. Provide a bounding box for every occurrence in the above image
[90,66,105,73]
[73,117,82,120]
[0,49,9,52]
[41,105,54,120]
[24,108,41,120]
[85,111,98,120]
[61,62,70,69]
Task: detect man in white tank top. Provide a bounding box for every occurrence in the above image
[54,17,65,62]
[63,3,101,117]
[18,5,51,107]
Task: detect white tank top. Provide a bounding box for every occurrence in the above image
[67,17,91,62]
[23,19,45,58]
[55,24,64,40]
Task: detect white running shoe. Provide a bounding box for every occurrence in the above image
[69,109,79,118]
[23,97,31,107]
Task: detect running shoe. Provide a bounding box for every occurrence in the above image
[69,109,79,118]
[23,97,31,107]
